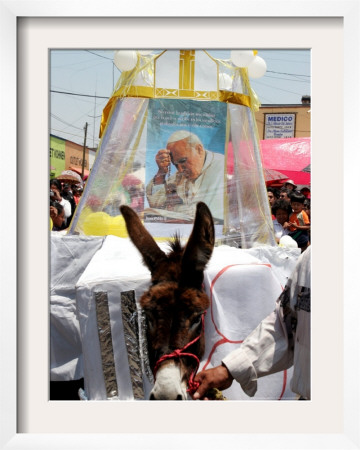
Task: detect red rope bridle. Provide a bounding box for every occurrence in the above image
[152,312,206,395]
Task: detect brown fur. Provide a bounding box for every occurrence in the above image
[120,202,215,392]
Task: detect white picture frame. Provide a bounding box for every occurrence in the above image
[1,1,359,449]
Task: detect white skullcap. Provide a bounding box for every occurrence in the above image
[166,130,202,146]
[167,130,192,144]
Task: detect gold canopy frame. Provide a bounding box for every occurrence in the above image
[100,50,259,137]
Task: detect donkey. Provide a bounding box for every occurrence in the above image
[120,202,215,400]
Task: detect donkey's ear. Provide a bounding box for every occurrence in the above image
[120,205,167,274]
[180,202,215,289]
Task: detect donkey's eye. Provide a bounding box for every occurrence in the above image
[191,315,202,329]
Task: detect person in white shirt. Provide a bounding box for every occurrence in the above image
[193,246,311,400]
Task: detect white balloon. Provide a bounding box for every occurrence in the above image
[138,50,153,55]
[247,56,267,78]
[219,73,233,90]
[231,50,255,68]
[114,50,138,71]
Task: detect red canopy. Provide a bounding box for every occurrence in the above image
[227,137,310,186]
[260,137,311,185]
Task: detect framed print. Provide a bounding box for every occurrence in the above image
[1,2,359,449]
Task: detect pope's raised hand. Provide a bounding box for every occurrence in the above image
[155,149,171,173]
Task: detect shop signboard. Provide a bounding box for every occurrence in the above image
[264,113,296,139]
[65,140,89,175]
[50,135,66,177]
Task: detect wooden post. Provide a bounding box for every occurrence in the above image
[81,122,88,180]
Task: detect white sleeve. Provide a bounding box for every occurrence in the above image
[61,198,72,219]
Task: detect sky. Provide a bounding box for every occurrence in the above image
[50,49,311,148]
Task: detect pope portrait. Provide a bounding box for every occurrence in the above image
[146,130,224,222]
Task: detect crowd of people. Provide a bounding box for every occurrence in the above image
[267,180,311,252]
[50,179,83,231]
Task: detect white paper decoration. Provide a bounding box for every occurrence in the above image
[114,50,138,71]
[230,50,255,68]
[247,56,267,78]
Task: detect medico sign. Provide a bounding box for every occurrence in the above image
[264,113,296,139]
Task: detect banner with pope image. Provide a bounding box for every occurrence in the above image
[144,99,227,224]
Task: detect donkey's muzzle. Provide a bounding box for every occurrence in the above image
[148,359,190,400]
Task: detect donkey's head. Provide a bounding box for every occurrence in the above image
[120,202,215,400]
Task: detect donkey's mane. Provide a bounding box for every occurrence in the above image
[167,232,184,256]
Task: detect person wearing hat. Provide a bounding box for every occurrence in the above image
[283,179,297,191]
[146,130,224,222]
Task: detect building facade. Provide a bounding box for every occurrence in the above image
[255,97,311,140]
[50,134,95,179]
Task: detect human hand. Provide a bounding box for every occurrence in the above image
[192,364,234,400]
[50,206,58,220]
[289,222,298,229]
[155,149,171,174]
